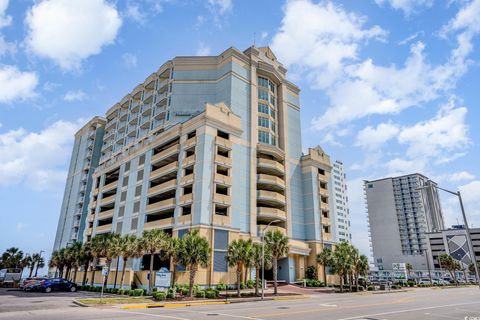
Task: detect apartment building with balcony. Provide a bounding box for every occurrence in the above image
[55,46,346,287]
[331,160,351,243]
[365,173,445,271]
[53,117,106,251]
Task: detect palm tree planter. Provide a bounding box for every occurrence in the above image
[178,230,210,297]
[265,230,289,295]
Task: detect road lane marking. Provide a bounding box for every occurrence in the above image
[183,309,264,320]
[112,309,191,320]
[336,301,480,320]
[320,303,337,307]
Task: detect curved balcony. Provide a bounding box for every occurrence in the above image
[257,190,285,206]
[149,161,178,180]
[213,193,231,205]
[257,174,285,190]
[257,224,286,236]
[257,207,287,222]
[257,158,284,176]
[319,188,329,197]
[320,202,329,212]
[146,198,176,214]
[148,179,177,197]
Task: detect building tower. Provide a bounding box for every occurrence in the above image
[331,160,351,243]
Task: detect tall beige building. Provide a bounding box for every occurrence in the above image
[54,46,347,288]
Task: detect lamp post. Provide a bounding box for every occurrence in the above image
[261,220,281,300]
[417,182,480,289]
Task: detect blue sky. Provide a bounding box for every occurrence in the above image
[1,0,479,264]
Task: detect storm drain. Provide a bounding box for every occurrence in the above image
[206,314,219,316]
[277,307,290,309]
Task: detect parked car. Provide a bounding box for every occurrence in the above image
[418,278,434,285]
[35,278,77,293]
[20,277,47,291]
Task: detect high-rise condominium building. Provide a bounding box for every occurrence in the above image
[365,174,445,270]
[53,46,349,287]
[331,160,351,243]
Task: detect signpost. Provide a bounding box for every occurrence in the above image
[155,267,171,288]
[100,266,109,303]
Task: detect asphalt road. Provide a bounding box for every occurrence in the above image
[1,287,479,320]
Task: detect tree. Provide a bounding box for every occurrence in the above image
[90,233,120,286]
[317,247,333,284]
[1,247,24,269]
[348,246,360,291]
[354,255,369,286]
[265,230,289,295]
[439,254,461,286]
[406,263,413,279]
[22,255,33,277]
[79,242,93,286]
[139,229,169,293]
[250,242,271,296]
[330,242,353,292]
[163,237,182,287]
[227,239,253,297]
[178,230,210,297]
[33,255,45,277]
[65,242,83,282]
[468,261,480,275]
[118,234,141,289]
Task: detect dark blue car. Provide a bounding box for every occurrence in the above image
[36,278,77,293]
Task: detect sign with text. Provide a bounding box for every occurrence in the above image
[155,268,171,288]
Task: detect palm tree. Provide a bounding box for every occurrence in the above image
[316,247,333,284]
[49,250,60,277]
[22,255,33,277]
[139,229,169,293]
[79,242,93,285]
[227,239,253,297]
[66,242,83,282]
[354,254,369,286]
[330,242,353,293]
[90,233,119,286]
[163,237,182,287]
[265,230,289,295]
[33,254,45,277]
[178,229,210,297]
[406,263,413,280]
[439,254,461,286]
[348,246,360,291]
[56,248,67,278]
[118,234,141,289]
[2,247,24,269]
[250,242,271,296]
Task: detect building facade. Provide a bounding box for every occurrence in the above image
[331,160,351,243]
[365,174,445,271]
[54,46,347,287]
[53,117,106,251]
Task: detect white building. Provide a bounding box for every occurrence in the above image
[331,160,351,243]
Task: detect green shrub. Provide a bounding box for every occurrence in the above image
[195,290,206,298]
[205,289,219,299]
[367,286,374,291]
[111,288,119,294]
[305,265,317,280]
[241,292,255,297]
[216,282,227,291]
[240,282,246,290]
[95,286,102,292]
[181,288,189,296]
[167,288,176,299]
[153,291,166,301]
[130,288,144,296]
[246,280,255,289]
[391,285,399,289]
[305,279,324,287]
[407,281,415,287]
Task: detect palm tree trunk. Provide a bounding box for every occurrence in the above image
[237,266,241,297]
[113,256,120,289]
[340,274,344,293]
[120,258,127,289]
[255,267,259,296]
[189,268,196,297]
[73,267,78,284]
[29,266,34,278]
[34,264,40,277]
[323,264,327,284]
[349,273,353,292]
[273,258,278,295]
[82,262,89,286]
[171,263,177,287]
[149,253,154,293]
[91,267,96,287]
[244,266,248,284]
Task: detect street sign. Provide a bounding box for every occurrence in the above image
[155,267,171,288]
[102,266,109,277]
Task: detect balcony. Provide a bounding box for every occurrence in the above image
[183,154,196,167]
[146,198,176,213]
[119,109,128,120]
[150,161,179,180]
[143,217,175,230]
[257,207,287,222]
[320,202,329,212]
[95,224,112,234]
[181,173,194,185]
[257,190,286,205]
[257,224,286,235]
[98,208,114,219]
[215,154,232,167]
[151,144,180,164]
[180,193,193,204]
[214,173,232,185]
[257,174,285,190]
[213,214,231,227]
[148,179,177,197]
[106,119,117,130]
[141,103,152,116]
[213,193,231,205]
[319,188,329,197]
[318,173,328,182]
[103,181,118,192]
[215,136,232,149]
[257,158,284,176]
[100,194,116,205]
[143,90,154,102]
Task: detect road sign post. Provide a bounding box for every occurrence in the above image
[100,266,109,304]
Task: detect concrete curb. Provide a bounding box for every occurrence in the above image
[72,300,89,307]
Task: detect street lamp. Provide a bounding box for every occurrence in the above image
[417,182,480,289]
[261,220,281,300]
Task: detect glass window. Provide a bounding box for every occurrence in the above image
[258,131,269,144]
[258,116,269,128]
[258,103,269,114]
[258,89,269,101]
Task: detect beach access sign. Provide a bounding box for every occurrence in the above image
[155,267,171,288]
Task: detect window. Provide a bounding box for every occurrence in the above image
[215,205,228,216]
[215,184,229,196]
[258,89,269,101]
[217,130,229,140]
[187,130,196,139]
[182,205,191,215]
[137,169,144,181]
[183,185,193,195]
[122,176,129,187]
[258,103,269,114]
[139,154,145,166]
[184,166,194,176]
[217,147,229,158]
[258,131,269,144]
[216,165,229,176]
[118,206,125,217]
[213,229,228,272]
[120,191,127,202]
[131,217,138,231]
[135,185,142,197]
[258,116,269,128]
[133,201,140,213]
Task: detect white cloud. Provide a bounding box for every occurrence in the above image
[459,180,480,204]
[0,0,12,28]
[16,222,25,232]
[207,0,233,27]
[0,120,82,190]
[122,52,137,68]
[196,42,211,56]
[125,2,145,23]
[272,0,386,90]
[385,157,427,176]
[0,65,38,103]
[25,0,122,71]
[356,122,399,150]
[398,102,470,161]
[398,30,424,45]
[63,90,86,102]
[448,171,475,182]
[375,0,433,15]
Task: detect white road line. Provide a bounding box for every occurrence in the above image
[336,301,480,320]
[319,303,337,307]
[183,309,264,320]
[424,312,458,319]
[112,309,191,320]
